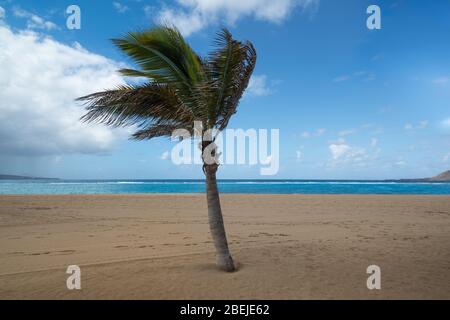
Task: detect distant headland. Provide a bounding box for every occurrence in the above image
[397,170,450,182]
[0,174,59,181]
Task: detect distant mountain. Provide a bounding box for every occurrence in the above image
[397,170,450,182]
[0,174,59,181]
[426,170,450,182]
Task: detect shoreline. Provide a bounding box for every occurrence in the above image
[1,193,450,196]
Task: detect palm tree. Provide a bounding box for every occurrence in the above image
[78,26,256,272]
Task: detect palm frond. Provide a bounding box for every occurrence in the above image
[112,26,210,120]
[131,122,191,140]
[78,26,257,142]
[206,29,257,131]
[78,83,193,129]
[112,27,203,87]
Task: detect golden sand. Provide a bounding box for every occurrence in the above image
[0,194,449,299]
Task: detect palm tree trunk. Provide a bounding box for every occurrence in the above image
[204,163,235,272]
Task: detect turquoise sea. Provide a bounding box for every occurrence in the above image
[1,179,450,195]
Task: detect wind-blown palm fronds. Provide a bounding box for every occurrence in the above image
[78,26,256,140]
[207,29,257,131]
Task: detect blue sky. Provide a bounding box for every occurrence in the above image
[0,0,449,179]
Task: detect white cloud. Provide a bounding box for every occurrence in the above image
[404,120,428,131]
[295,146,304,162]
[0,6,5,20]
[301,128,326,139]
[155,6,206,37]
[113,2,129,13]
[12,7,58,30]
[160,151,170,160]
[442,118,450,127]
[339,129,355,136]
[442,153,450,163]
[0,25,127,157]
[28,15,58,30]
[327,140,380,168]
[152,0,320,36]
[329,143,351,160]
[395,157,406,166]
[301,131,310,138]
[316,128,326,136]
[333,75,350,82]
[247,74,273,96]
[404,123,413,130]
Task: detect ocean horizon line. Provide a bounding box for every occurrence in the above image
[2,178,448,182]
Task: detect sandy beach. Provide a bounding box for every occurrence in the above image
[0,194,449,299]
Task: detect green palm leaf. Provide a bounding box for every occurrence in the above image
[80,26,256,137]
[78,83,193,128]
[207,29,257,131]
